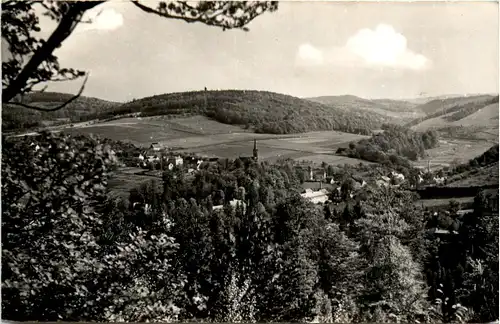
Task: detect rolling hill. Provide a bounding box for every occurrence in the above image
[3,90,401,136]
[407,94,497,119]
[405,95,499,140]
[403,94,481,105]
[445,144,499,187]
[306,94,422,121]
[2,91,121,132]
[87,90,401,135]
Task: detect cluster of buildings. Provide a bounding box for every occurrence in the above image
[136,139,260,172]
[375,171,405,188]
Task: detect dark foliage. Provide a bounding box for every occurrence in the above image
[2,92,120,131]
[2,131,498,322]
[337,124,439,169]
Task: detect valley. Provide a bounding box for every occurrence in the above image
[3,2,498,322]
[8,91,498,176]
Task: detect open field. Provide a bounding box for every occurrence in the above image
[416,196,475,208]
[292,154,373,166]
[458,103,499,127]
[107,171,160,198]
[411,102,499,141]
[412,139,496,170]
[174,131,369,163]
[62,115,249,146]
[57,115,371,166]
[446,162,499,187]
[62,117,373,196]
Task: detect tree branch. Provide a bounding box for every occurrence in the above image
[130,1,206,24]
[1,1,103,103]
[129,1,274,30]
[6,74,88,112]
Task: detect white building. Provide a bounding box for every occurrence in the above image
[150,143,162,151]
[213,199,247,213]
[434,176,446,185]
[300,188,330,204]
[391,171,405,182]
[175,156,183,166]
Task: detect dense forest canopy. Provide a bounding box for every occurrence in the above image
[337,124,440,168]
[2,92,121,131]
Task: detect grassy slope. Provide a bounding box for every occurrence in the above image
[307,95,422,121]
[407,95,499,140]
[412,103,499,131]
[456,103,499,127]
[445,144,499,187]
[62,115,251,146]
[446,162,499,187]
[412,94,495,115]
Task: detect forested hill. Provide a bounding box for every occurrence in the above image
[2,91,121,131]
[96,90,397,135]
[405,94,499,128]
[4,90,398,135]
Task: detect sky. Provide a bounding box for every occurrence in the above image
[5,1,499,102]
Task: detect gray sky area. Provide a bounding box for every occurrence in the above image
[6,1,500,101]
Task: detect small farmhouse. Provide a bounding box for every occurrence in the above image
[149,142,163,151]
[174,155,183,166]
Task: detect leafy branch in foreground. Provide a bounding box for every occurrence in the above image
[2,0,278,111]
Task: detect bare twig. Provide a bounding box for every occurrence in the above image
[5,74,88,112]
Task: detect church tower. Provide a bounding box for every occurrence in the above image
[253,139,258,161]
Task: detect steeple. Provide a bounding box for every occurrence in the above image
[253,139,258,161]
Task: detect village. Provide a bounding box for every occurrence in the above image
[121,139,468,240]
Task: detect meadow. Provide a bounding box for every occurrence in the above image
[59,115,497,194]
[60,116,369,161]
[412,139,496,170]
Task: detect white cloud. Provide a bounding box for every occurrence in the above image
[296,24,430,71]
[296,43,324,66]
[80,8,124,32]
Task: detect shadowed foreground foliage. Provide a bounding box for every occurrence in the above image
[2,132,498,322]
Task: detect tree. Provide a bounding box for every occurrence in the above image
[1,132,116,320]
[360,236,430,323]
[2,0,279,110]
[340,178,354,201]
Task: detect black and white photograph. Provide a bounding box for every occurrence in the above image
[1,0,499,322]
